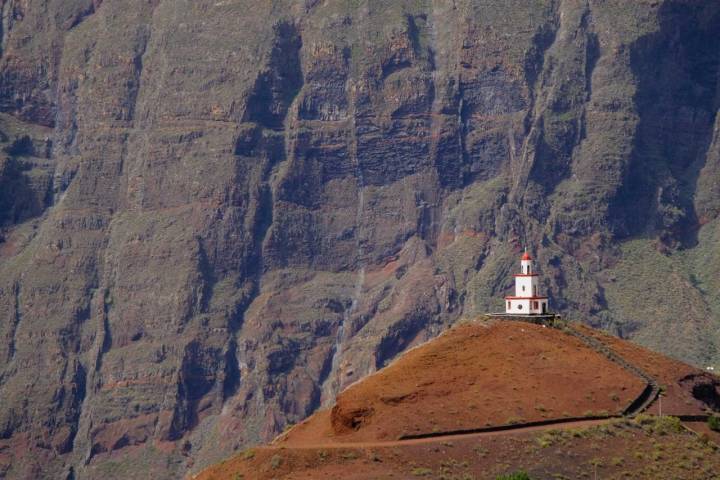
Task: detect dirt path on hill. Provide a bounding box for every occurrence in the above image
[268,417,614,450]
[268,325,668,453]
[563,324,661,415]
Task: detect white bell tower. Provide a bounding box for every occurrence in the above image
[505,251,549,315]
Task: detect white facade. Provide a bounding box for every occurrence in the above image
[514,275,540,297]
[505,252,549,315]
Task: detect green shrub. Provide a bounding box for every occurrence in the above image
[651,415,683,435]
[411,467,433,476]
[496,471,531,480]
[709,415,720,432]
[240,449,255,460]
[633,414,682,435]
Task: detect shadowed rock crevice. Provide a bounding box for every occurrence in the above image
[168,341,223,441]
[243,22,303,130]
[0,155,52,227]
[59,361,87,455]
[612,1,720,247]
[63,0,102,31]
[374,311,431,369]
[124,28,151,124]
[531,5,600,197]
[298,45,350,121]
[222,338,241,401]
[680,373,720,410]
[523,18,560,91]
[5,281,21,363]
[0,1,107,127]
[195,239,216,315]
[3,135,33,156]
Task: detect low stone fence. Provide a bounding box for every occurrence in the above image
[481,312,659,417]
[483,313,563,327]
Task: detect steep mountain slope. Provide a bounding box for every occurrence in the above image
[197,320,720,479]
[0,0,719,478]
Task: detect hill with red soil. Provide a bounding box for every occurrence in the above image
[197,319,720,479]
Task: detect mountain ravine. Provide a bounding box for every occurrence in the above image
[0,0,719,478]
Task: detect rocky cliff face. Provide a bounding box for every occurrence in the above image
[0,0,718,478]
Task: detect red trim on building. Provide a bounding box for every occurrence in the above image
[504,296,548,300]
[513,273,538,277]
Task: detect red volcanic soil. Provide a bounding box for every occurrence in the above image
[196,319,720,480]
[573,324,720,417]
[197,419,720,480]
[282,321,645,444]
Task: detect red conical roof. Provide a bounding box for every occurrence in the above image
[521,251,532,261]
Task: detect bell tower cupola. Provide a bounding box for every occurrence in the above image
[520,251,533,274]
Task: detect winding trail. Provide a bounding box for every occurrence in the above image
[562,324,661,416]
[278,320,668,453]
[269,418,615,450]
